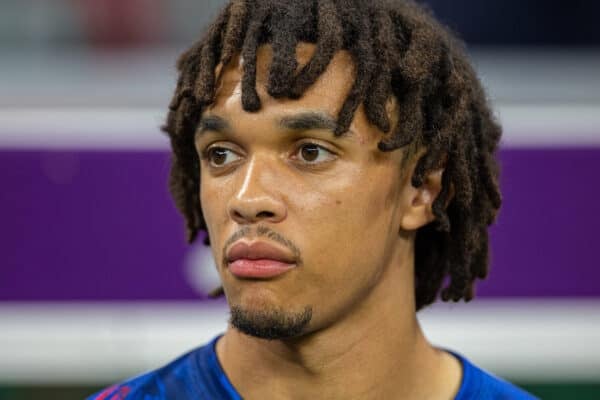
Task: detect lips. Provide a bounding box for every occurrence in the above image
[226,241,296,278]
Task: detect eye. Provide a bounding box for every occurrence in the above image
[295,143,336,164]
[203,146,241,167]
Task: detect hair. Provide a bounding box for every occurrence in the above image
[162,0,502,311]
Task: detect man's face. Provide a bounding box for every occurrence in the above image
[195,43,415,339]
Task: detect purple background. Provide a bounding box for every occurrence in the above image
[1,148,599,301]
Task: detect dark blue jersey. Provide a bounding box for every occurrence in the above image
[88,335,537,400]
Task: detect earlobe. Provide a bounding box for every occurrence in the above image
[399,168,444,231]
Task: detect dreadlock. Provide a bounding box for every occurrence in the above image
[162,0,502,310]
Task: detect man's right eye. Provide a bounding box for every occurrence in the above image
[203,147,241,167]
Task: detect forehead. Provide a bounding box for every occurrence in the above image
[209,42,356,119]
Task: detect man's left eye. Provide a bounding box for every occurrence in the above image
[295,143,336,164]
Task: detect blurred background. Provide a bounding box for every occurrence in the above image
[1,0,599,399]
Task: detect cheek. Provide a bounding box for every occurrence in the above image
[200,172,232,238]
[300,164,398,232]
[292,164,400,277]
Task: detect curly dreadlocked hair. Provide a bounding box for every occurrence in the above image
[162,0,502,310]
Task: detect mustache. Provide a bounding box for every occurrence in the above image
[221,225,303,266]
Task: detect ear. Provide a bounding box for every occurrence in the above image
[399,168,444,231]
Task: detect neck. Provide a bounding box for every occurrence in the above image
[216,240,461,399]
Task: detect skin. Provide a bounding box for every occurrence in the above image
[195,43,462,400]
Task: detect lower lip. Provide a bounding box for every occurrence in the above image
[228,259,295,278]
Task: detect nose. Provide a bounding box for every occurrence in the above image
[227,157,287,225]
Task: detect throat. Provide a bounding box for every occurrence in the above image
[216,315,437,399]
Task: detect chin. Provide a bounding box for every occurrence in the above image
[223,285,309,338]
[229,302,313,341]
[225,278,292,309]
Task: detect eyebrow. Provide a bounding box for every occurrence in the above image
[196,115,232,137]
[279,111,338,133]
[195,111,346,138]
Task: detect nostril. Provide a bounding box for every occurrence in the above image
[231,209,276,222]
[256,211,275,219]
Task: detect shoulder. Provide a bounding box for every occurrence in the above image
[86,337,224,400]
[452,352,539,400]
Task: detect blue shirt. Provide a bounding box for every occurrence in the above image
[87,335,537,400]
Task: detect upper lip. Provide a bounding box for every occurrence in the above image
[226,241,296,264]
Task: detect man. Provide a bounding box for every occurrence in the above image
[89,0,536,398]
